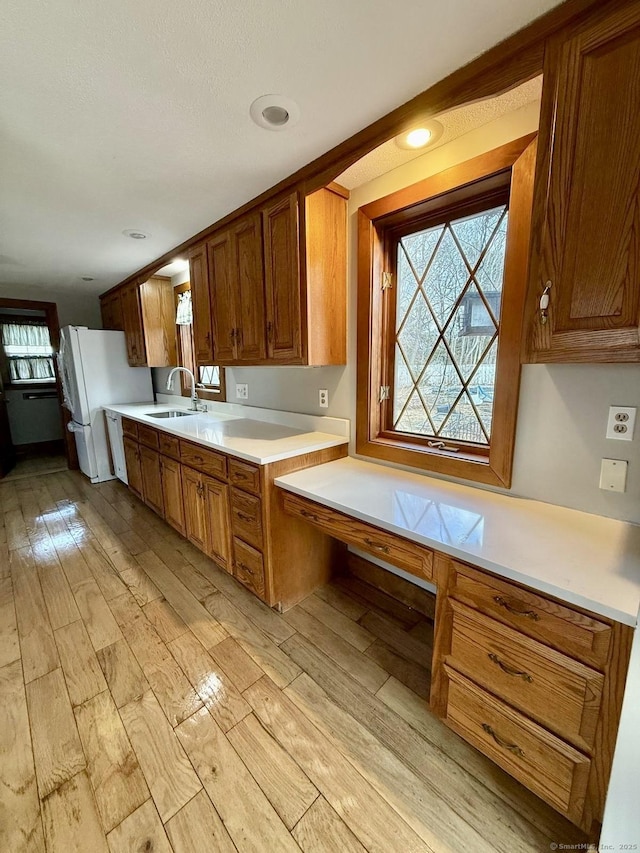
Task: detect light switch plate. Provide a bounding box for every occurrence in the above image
[599,458,628,492]
[606,406,636,441]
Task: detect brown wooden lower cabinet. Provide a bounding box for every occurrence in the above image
[281,491,633,837]
[160,455,185,535]
[181,466,208,553]
[123,436,143,500]
[122,423,347,611]
[203,476,231,571]
[139,445,164,517]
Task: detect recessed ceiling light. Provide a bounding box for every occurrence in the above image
[80,276,95,281]
[123,229,150,240]
[250,95,300,131]
[395,120,444,150]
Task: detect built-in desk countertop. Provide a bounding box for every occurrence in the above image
[275,457,640,626]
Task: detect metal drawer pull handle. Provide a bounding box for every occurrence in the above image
[237,562,254,575]
[493,596,540,621]
[482,724,524,757]
[364,538,390,554]
[236,512,254,522]
[300,509,319,521]
[488,653,533,683]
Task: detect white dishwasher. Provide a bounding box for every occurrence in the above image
[105,410,128,484]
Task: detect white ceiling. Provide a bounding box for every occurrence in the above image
[0,0,559,297]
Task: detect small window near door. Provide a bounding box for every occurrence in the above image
[0,320,55,385]
[174,284,226,401]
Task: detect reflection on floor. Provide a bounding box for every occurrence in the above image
[0,469,587,852]
[2,452,67,482]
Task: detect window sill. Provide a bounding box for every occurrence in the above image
[355,434,511,488]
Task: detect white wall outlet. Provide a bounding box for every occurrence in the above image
[599,458,628,493]
[236,383,249,400]
[606,406,636,441]
[319,389,329,408]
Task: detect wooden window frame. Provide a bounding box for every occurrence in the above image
[356,135,538,487]
[173,283,226,403]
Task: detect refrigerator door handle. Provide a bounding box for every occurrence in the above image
[58,333,76,414]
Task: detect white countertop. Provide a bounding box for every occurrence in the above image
[104,402,348,465]
[275,457,640,626]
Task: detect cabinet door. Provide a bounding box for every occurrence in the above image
[189,243,214,364]
[263,192,302,361]
[139,278,177,368]
[181,466,208,551]
[203,476,232,571]
[120,282,147,366]
[161,456,185,535]
[123,437,143,500]
[140,445,164,517]
[233,213,266,362]
[101,293,124,331]
[525,5,640,363]
[208,230,236,362]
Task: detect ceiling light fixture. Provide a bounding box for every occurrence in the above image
[395,119,444,150]
[250,95,300,131]
[123,229,150,240]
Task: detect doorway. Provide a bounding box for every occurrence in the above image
[0,297,75,481]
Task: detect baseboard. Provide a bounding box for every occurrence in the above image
[14,438,65,456]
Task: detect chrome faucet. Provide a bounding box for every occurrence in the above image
[166,367,206,412]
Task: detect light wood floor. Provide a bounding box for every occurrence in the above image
[0,469,587,852]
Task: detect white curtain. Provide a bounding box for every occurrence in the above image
[176,291,193,325]
[1,321,55,382]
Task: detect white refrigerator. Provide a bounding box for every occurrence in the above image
[59,326,153,483]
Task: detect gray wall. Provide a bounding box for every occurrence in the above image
[0,284,102,329]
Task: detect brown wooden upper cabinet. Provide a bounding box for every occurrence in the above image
[262,185,348,365]
[523,4,640,363]
[208,211,266,364]
[102,276,177,367]
[189,241,214,364]
[100,290,124,332]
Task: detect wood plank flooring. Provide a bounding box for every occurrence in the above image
[0,470,588,852]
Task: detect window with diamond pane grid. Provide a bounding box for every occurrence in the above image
[199,366,220,386]
[392,203,508,446]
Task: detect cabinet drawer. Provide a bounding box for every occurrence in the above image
[122,417,138,439]
[138,424,159,450]
[230,489,263,550]
[180,441,227,480]
[450,561,611,669]
[158,432,180,460]
[233,538,265,599]
[283,493,433,582]
[447,600,603,751]
[444,666,590,824]
[229,458,261,495]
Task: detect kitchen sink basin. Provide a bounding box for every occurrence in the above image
[146,410,196,419]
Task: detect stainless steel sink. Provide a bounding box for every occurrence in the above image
[146,410,196,419]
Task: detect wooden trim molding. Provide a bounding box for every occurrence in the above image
[355,135,537,488]
[100,0,612,299]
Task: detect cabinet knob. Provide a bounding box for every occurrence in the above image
[267,321,273,340]
[539,281,552,325]
[205,331,211,345]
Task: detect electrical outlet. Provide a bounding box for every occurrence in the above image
[235,383,249,400]
[319,389,329,408]
[606,406,636,441]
